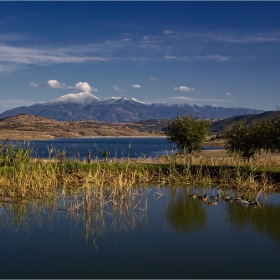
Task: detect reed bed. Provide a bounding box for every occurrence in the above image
[0,143,279,201]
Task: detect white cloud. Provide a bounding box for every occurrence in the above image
[206,55,229,62]
[160,30,280,44]
[71,82,96,92]
[174,86,195,92]
[0,45,109,67]
[29,82,39,87]
[164,96,231,103]
[150,77,158,82]
[165,56,176,59]
[48,80,66,89]
[30,80,97,92]
[113,86,124,92]
[226,92,232,96]
[166,55,229,62]
[0,33,27,42]
[132,84,142,88]
[0,64,24,73]
[2,29,276,75]
[164,30,172,34]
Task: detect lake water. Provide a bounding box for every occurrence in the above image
[11,137,221,160]
[1,185,280,279]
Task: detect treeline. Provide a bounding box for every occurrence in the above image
[223,112,280,159]
[165,113,280,160]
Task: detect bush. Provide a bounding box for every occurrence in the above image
[165,116,209,154]
[223,111,280,159]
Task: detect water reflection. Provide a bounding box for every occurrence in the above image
[166,189,206,233]
[0,187,157,242]
[226,195,280,245]
[2,187,280,247]
[1,186,280,278]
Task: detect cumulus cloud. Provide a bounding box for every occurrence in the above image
[226,92,232,96]
[174,86,195,92]
[132,84,142,88]
[113,86,124,92]
[30,80,97,92]
[71,82,96,92]
[48,80,66,89]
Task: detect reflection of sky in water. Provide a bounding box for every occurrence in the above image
[0,186,280,278]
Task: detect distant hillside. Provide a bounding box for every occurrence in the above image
[1,112,275,140]
[0,114,165,140]
[208,111,278,135]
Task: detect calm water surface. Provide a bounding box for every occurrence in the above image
[1,185,280,279]
[12,137,220,159]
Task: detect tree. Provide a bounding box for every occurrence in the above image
[223,111,280,159]
[165,115,209,154]
[223,120,260,160]
[268,112,280,153]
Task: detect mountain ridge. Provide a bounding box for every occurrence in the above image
[0,92,264,122]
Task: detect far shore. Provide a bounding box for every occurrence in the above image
[80,135,167,138]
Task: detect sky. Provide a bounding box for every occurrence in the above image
[0,1,280,113]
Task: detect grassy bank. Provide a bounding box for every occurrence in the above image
[1,142,280,201]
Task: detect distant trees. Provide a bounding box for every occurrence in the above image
[224,112,280,159]
[165,116,209,154]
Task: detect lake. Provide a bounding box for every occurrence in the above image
[1,185,280,279]
[10,137,221,160]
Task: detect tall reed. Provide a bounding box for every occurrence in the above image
[0,142,278,201]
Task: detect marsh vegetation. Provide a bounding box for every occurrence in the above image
[0,139,279,205]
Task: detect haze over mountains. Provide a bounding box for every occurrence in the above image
[0,92,264,122]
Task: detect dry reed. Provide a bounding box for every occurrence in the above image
[0,143,279,202]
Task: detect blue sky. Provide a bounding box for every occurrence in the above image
[0,2,279,113]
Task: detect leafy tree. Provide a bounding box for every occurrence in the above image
[268,112,280,153]
[223,120,260,160]
[223,113,280,159]
[165,115,209,154]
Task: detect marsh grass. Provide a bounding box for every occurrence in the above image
[0,142,279,202]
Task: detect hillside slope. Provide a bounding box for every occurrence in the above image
[0,114,165,140]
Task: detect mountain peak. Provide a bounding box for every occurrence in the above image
[131,98,149,105]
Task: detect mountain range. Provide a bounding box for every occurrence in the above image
[0,92,264,122]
